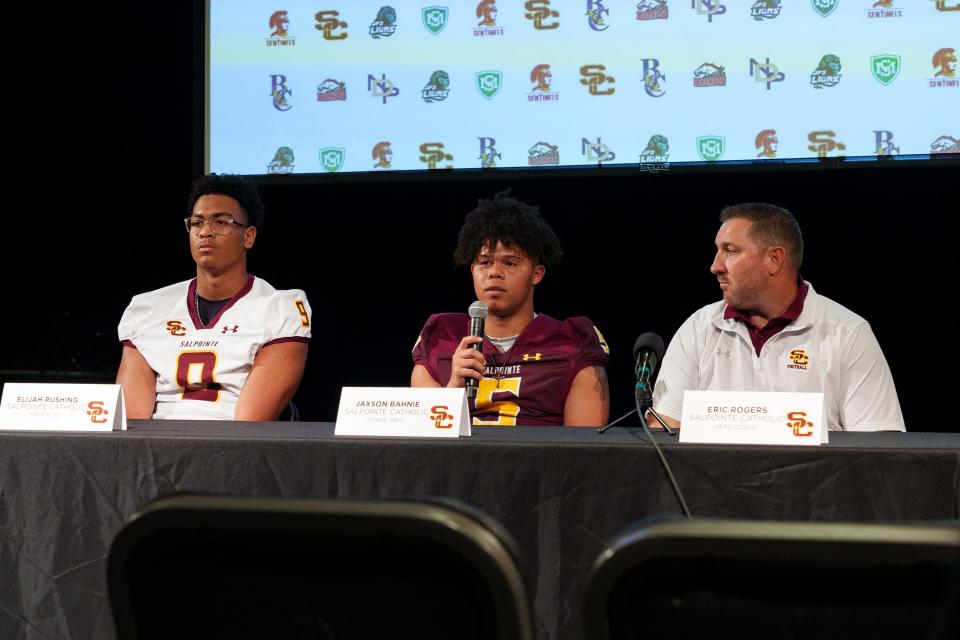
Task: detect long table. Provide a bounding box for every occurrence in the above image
[2,423,958,640]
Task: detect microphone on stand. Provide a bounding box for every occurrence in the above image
[598,332,670,434]
[465,301,488,399]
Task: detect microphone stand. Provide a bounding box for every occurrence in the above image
[598,384,676,436]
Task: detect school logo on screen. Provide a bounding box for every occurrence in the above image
[316,78,347,101]
[636,0,669,20]
[932,0,960,11]
[807,131,846,157]
[871,54,901,85]
[750,57,785,89]
[582,137,616,164]
[422,6,449,34]
[525,0,560,28]
[586,1,610,30]
[368,73,400,103]
[750,0,781,19]
[421,70,451,102]
[476,70,503,99]
[810,0,839,17]
[693,62,726,87]
[810,55,842,88]
[372,141,393,168]
[475,1,504,36]
[266,11,296,46]
[641,59,666,97]
[315,10,348,39]
[528,141,560,165]
[319,147,345,172]
[867,1,902,18]
[638,135,669,172]
[755,130,778,158]
[580,65,615,95]
[691,0,726,23]
[478,137,502,168]
[930,48,958,88]
[369,6,398,38]
[528,64,559,101]
[270,75,292,111]
[697,136,725,161]
[419,142,454,169]
[930,135,960,154]
[267,147,295,174]
[873,131,899,156]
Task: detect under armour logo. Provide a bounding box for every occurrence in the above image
[522,353,542,361]
[716,348,732,358]
[221,325,239,334]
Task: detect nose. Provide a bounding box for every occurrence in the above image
[487,261,504,278]
[197,220,215,238]
[709,251,725,275]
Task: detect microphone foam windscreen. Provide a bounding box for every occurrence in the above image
[633,332,665,362]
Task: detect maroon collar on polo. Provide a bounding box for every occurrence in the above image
[724,278,809,356]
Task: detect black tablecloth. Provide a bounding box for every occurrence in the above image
[2,423,958,640]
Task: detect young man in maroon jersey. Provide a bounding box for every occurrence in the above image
[411,192,610,426]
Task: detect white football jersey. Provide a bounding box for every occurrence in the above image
[118,275,311,419]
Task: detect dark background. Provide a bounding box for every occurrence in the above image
[5,3,957,431]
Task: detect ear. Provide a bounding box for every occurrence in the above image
[244,226,258,250]
[532,264,545,285]
[766,245,786,276]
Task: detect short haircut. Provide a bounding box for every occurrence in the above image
[453,192,563,268]
[187,174,265,229]
[720,202,804,269]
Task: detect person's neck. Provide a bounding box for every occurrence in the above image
[746,276,799,329]
[196,266,248,301]
[485,306,535,338]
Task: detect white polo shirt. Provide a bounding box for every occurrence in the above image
[653,283,905,432]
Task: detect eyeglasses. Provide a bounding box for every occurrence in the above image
[184,216,249,235]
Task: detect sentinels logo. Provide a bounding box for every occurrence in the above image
[691,0,726,23]
[315,10,348,40]
[750,0,781,20]
[874,130,899,156]
[807,130,846,158]
[930,135,960,154]
[929,48,958,88]
[582,137,616,164]
[267,146,295,174]
[867,0,902,18]
[586,1,610,31]
[787,349,810,370]
[369,6,398,38]
[693,62,726,87]
[750,57,785,89]
[478,137,502,168]
[419,142,454,169]
[372,141,393,168]
[475,0,504,36]
[368,73,399,103]
[810,54,842,88]
[528,64,559,101]
[266,11,296,46]
[642,59,666,96]
[580,65,615,95]
[270,75,292,111]
[638,135,669,172]
[316,78,346,101]
[528,141,559,165]
[524,0,559,28]
[636,0,669,20]
[421,70,451,102]
[755,129,778,158]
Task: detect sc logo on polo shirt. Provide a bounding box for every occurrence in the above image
[787,349,810,370]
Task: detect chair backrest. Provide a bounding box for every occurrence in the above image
[583,517,960,640]
[108,494,534,640]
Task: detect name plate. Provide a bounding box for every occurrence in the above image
[335,387,471,438]
[679,390,826,446]
[0,383,127,432]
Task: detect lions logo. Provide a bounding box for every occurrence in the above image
[421,70,451,102]
[269,10,289,37]
[476,0,498,26]
[530,64,553,91]
[369,6,398,38]
[267,146,295,174]
[639,134,669,162]
[810,54,842,88]
[371,141,393,168]
[750,0,781,20]
[933,48,957,78]
[755,129,778,158]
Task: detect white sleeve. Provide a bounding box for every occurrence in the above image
[652,315,701,422]
[117,295,149,345]
[263,289,312,345]
[838,322,905,432]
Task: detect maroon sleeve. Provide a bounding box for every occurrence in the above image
[412,314,469,385]
[568,316,611,376]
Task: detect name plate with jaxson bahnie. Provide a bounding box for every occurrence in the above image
[0,383,127,432]
[679,390,826,446]
[335,387,471,438]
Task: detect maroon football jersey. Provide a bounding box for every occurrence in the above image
[412,313,610,426]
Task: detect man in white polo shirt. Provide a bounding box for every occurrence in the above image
[651,202,904,432]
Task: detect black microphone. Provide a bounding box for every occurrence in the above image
[633,332,665,406]
[466,301,488,399]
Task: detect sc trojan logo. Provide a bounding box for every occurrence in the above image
[474,0,504,35]
[871,54,901,85]
[528,141,559,165]
[692,0,726,23]
[586,1,610,31]
[693,62,726,87]
[316,78,346,101]
[525,0,559,29]
[807,131,846,158]
[430,405,454,428]
[423,6,449,34]
[932,0,960,10]
[267,10,296,45]
[750,0,781,20]
[755,129,778,158]
[371,141,393,169]
[369,6,398,38]
[270,74,292,111]
[933,48,957,77]
[786,411,814,437]
[697,135,725,162]
[319,147,345,172]
[166,320,187,337]
[267,146,295,174]
[422,70,451,102]
[315,10,348,39]
[636,0,669,20]
[87,401,109,424]
[787,349,810,369]
[529,64,559,102]
[581,65,615,95]
[810,54,842,88]
[419,142,454,169]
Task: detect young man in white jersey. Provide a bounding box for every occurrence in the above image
[116,174,311,420]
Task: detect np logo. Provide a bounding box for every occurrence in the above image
[221,325,239,334]
[787,349,809,369]
[525,0,560,29]
[267,146,295,175]
[755,129,778,158]
[750,0,781,20]
[586,1,610,31]
[419,142,454,169]
[810,0,839,17]
[807,130,846,158]
[581,64,616,95]
[369,6,398,39]
[368,73,399,103]
[87,401,109,424]
[166,320,187,337]
[697,136,725,162]
[319,147,345,173]
[692,0,726,22]
[787,411,814,437]
[874,130,899,156]
[422,6,449,34]
[476,70,502,99]
[528,141,560,165]
[270,74,292,111]
[372,141,393,168]
[522,353,542,361]
[871,54,901,86]
[581,137,616,164]
[750,57,785,89]
[430,404,454,428]
[314,10,348,39]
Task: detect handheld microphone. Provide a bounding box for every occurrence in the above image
[633,332,665,406]
[466,301,488,399]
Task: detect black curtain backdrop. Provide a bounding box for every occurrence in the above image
[6,3,956,431]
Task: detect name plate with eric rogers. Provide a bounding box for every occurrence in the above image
[679,390,825,446]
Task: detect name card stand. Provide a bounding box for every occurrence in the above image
[335,387,471,438]
[0,383,127,432]
[679,390,826,446]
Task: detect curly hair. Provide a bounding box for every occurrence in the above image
[187,174,265,229]
[453,192,562,268]
[720,202,803,269]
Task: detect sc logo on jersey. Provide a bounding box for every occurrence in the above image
[786,411,814,437]
[787,349,809,369]
[430,405,454,428]
[166,320,187,337]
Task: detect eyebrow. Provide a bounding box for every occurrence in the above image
[191,212,240,219]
